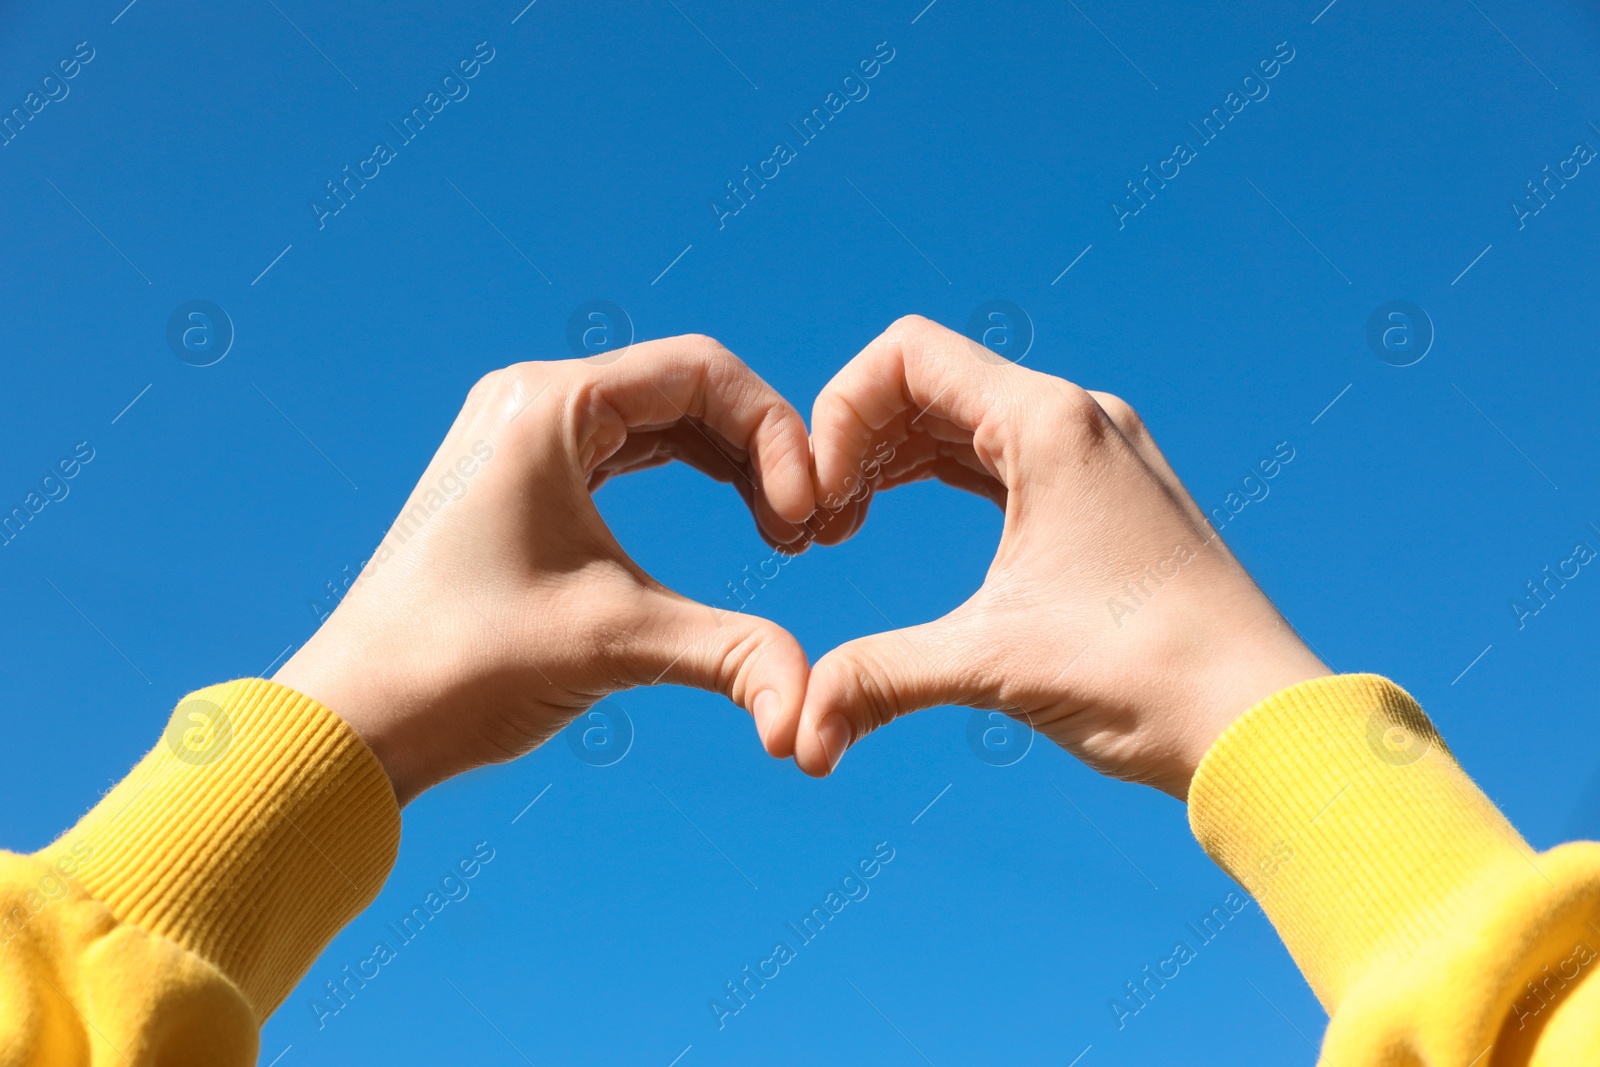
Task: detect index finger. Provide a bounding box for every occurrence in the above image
[583,334,815,526]
[810,315,1021,508]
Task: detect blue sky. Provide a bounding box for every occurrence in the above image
[4,0,1600,1063]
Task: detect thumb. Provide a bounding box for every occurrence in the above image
[622,587,811,759]
[796,617,992,777]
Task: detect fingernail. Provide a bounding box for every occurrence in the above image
[816,713,852,772]
[751,690,780,738]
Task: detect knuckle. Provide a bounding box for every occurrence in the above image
[888,313,941,348]
[757,415,807,468]
[672,334,748,396]
[463,368,505,411]
[487,364,563,431]
[681,332,735,364]
[1054,383,1106,431]
[1098,393,1147,440]
[1016,381,1115,455]
[827,654,902,734]
[716,622,771,701]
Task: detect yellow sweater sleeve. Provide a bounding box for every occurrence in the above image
[1188,673,1600,1065]
[0,679,400,1066]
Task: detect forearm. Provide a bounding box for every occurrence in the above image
[1189,674,1600,1064]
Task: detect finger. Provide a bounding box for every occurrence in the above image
[804,441,1005,549]
[583,335,815,533]
[875,452,1007,508]
[792,614,994,776]
[591,422,807,549]
[865,424,998,493]
[812,454,1004,546]
[810,316,1017,533]
[805,492,869,548]
[592,424,745,484]
[617,585,811,759]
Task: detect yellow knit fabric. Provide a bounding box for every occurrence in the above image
[0,679,399,1066]
[1189,674,1600,1064]
[2,674,1596,1063]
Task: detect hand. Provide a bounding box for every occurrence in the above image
[783,316,1329,797]
[274,336,815,805]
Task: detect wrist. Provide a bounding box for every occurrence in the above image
[273,632,428,806]
[1177,625,1330,800]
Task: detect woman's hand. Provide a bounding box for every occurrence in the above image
[784,316,1329,797]
[275,336,815,804]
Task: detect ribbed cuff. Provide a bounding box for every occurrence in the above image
[1187,673,1534,1009]
[37,679,401,1020]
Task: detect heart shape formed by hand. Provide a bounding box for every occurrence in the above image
[288,316,1326,805]
[621,315,1326,799]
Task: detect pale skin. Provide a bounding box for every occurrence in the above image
[277,318,1328,805]
[275,335,817,805]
